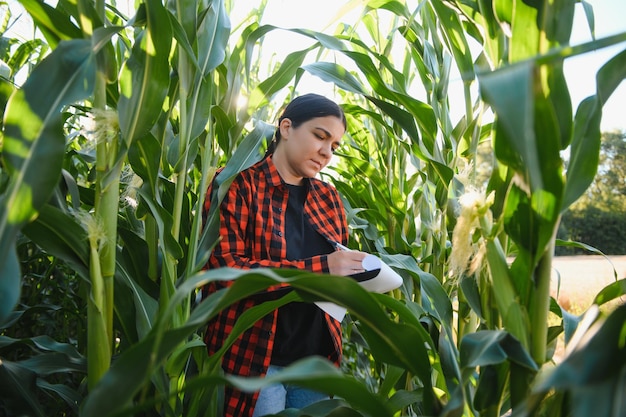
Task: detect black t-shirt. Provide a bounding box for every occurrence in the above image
[271,183,335,365]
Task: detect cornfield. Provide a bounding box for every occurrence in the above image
[1,0,625,416]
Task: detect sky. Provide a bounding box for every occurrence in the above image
[5,0,626,131]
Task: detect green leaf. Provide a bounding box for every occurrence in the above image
[563,49,626,210]
[118,0,172,145]
[91,25,125,55]
[60,169,81,210]
[260,24,430,119]
[0,359,45,417]
[0,244,20,324]
[18,0,82,48]
[478,62,539,188]
[211,104,235,154]
[431,1,475,81]
[473,363,509,413]
[242,24,280,80]
[187,78,213,143]
[409,264,453,327]
[1,38,95,219]
[596,48,626,107]
[248,48,313,111]
[286,25,438,147]
[483,233,530,347]
[531,304,626,416]
[204,291,301,370]
[196,0,231,76]
[81,268,290,417]
[181,0,230,144]
[30,335,84,360]
[36,379,81,414]
[6,39,48,77]
[136,187,184,260]
[493,0,513,26]
[460,330,537,370]
[283,274,440,413]
[555,238,608,257]
[83,266,438,416]
[502,176,559,260]
[165,9,201,72]
[532,79,564,196]
[593,279,626,307]
[0,39,94,323]
[547,64,573,150]
[302,61,367,96]
[19,352,86,376]
[378,365,408,398]
[510,0,540,62]
[223,357,393,417]
[460,276,483,319]
[563,96,602,210]
[341,50,438,148]
[367,96,422,148]
[115,249,159,340]
[120,361,387,417]
[21,204,90,280]
[290,27,347,50]
[365,0,409,18]
[127,132,161,194]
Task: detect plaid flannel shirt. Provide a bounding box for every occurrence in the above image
[202,156,348,417]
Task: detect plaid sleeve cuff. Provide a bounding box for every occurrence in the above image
[304,254,329,273]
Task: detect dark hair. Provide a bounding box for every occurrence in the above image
[265,93,347,157]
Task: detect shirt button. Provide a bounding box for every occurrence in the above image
[278,207,283,212]
[277,231,283,237]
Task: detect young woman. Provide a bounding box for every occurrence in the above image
[202,93,367,416]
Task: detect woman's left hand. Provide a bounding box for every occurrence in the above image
[326,250,368,276]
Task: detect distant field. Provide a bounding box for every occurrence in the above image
[548,255,625,362]
[550,255,626,313]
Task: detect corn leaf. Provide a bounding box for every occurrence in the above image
[118,0,171,145]
[0,39,94,323]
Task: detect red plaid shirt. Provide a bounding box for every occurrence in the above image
[203,156,348,417]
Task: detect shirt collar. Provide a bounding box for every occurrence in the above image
[262,156,310,189]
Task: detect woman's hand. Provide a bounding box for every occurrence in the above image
[326,250,368,276]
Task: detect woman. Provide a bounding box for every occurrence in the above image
[202,93,368,416]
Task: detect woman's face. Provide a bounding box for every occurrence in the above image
[273,115,345,185]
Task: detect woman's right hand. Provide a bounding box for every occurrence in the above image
[326,250,368,276]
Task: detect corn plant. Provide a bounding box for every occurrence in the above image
[1,0,626,416]
[323,1,626,415]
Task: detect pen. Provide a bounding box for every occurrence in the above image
[331,241,351,251]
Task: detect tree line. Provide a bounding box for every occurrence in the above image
[558,130,626,255]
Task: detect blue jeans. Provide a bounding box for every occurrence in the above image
[252,365,329,416]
